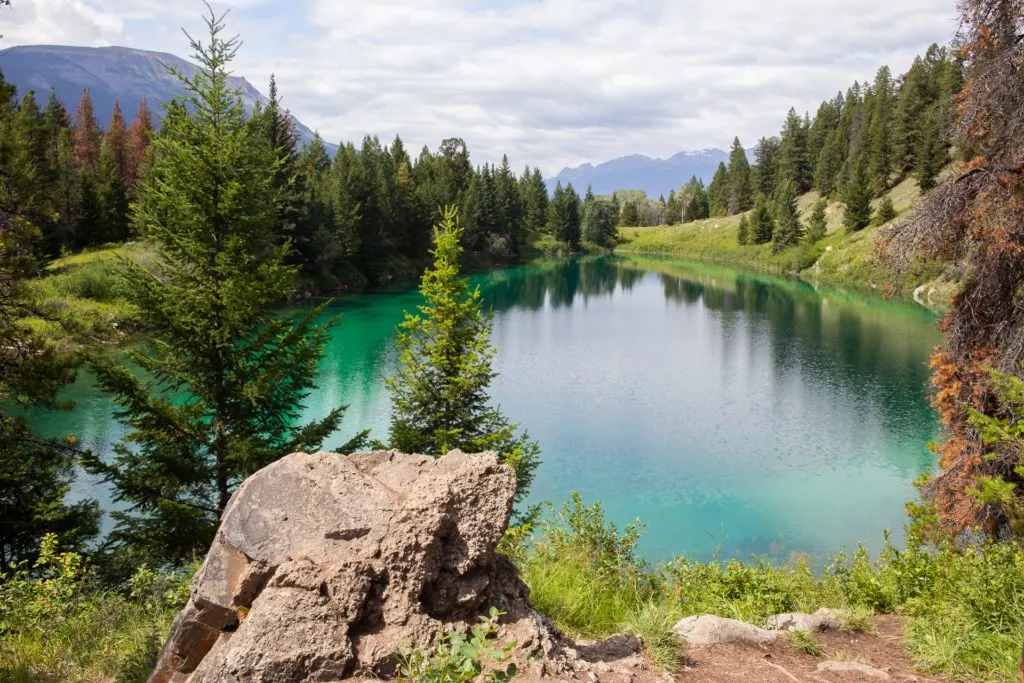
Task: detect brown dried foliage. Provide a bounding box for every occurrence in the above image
[887,0,1024,534]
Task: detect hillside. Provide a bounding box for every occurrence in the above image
[617,176,960,309]
[0,45,330,150]
[549,149,738,197]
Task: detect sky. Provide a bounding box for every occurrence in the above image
[2,0,959,174]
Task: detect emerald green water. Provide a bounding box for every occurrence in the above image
[29,256,941,563]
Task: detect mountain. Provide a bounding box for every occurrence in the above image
[0,45,332,152]
[548,149,738,198]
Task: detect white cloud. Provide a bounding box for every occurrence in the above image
[2,0,959,174]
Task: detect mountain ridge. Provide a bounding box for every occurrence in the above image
[0,44,331,151]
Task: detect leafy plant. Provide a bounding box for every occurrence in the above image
[786,628,822,656]
[397,607,518,682]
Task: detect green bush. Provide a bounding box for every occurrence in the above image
[0,534,192,682]
[397,607,518,682]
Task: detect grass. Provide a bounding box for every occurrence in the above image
[0,535,191,683]
[787,629,822,656]
[24,242,152,345]
[617,178,957,308]
[518,495,1024,681]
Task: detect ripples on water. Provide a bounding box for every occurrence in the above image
[35,256,941,563]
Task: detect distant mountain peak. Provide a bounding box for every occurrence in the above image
[0,44,332,152]
[549,148,732,197]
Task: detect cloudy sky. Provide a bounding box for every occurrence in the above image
[3,0,958,174]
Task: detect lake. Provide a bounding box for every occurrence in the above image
[29,255,942,563]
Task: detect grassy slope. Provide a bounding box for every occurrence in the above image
[617,177,960,309]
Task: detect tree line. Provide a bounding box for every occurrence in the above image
[613,43,962,253]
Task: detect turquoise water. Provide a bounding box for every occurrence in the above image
[28,256,942,563]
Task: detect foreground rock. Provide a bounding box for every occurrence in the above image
[766,608,845,632]
[150,450,663,683]
[673,615,780,646]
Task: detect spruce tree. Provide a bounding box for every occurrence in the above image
[916,105,945,191]
[750,193,775,244]
[72,88,100,172]
[386,206,539,503]
[805,198,828,243]
[664,189,681,225]
[726,138,752,213]
[737,214,750,246]
[707,161,730,216]
[873,195,897,226]
[843,161,873,232]
[582,196,618,248]
[776,108,811,193]
[84,11,364,564]
[125,98,154,192]
[771,180,803,253]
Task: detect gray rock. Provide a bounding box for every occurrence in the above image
[150,450,525,683]
[673,615,780,646]
[816,661,892,680]
[766,610,844,632]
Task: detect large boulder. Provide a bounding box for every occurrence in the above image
[150,450,531,682]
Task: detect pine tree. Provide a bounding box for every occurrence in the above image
[707,161,730,216]
[776,108,811,193]
[0,114,100,569]
[83,11,365,564]
[72,88,101,172]
[866,66,895,193]
[681,176,709,222]
[619,199,641,227]
[771,180,803,253]
[750,193,775,244]
[873,195,898,226]
[125,98,154,192]
[752,137,779,199]
[737,214,750,246]
[916,105,945,191]
[726,137,752,213]
[96,140,128,242]
[805,198,828,243]
[843,161,873,232]
[386,206,539,503]
[106,100,128,181]
[664,189,681,225]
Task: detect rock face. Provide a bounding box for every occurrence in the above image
[150,450,529,682]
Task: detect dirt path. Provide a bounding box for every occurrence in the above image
[675,616,953,683]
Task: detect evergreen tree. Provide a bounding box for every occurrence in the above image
[521,167,549,237]
[842,160,873,232]
[805,198,828,243]
[619,199,641,227]
[776,108,811,193]
[873,194,897,226]
[106,100,128,181]
[771,180,803,253]
[737,214,750,246]
[707,161,730,216]
[72,88,101,172]
[0,109,100,569]
[916,105,945,191]
[549,182,581,247]
[84,11,365,564]
[96,140,128,242]
[751,136,779,199]
[681,176,709,222]
[750,193,775,244]
[726,137,752,213]
[664,189,681,225]
[866,65,895,192]
[125,98,154,192]
[386,206,539,503]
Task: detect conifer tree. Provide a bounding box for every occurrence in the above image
[664,189,681,225]
[84,11,364,564]
[386,206,539,502]
[752,137,779,199]
[125,98,154,191]
[805,198,828,243]
[737,214,750,246]
[106,100,128,181]
[619,199,641,227]
[582,196,617,248]
[916,105,945,191]
[842,161,873,232]
[776,108,811,193]
[681,176,709,222]
[771,180,803,253]
[726,138,752,214]
[72,88,101,172]
[96,140,128,242]
[707,161,730,216]
[750,193,775,244]
[873,195,897,226]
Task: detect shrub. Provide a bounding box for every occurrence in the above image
[397,607,518,682]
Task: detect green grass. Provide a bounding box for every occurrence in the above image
[617,178,956,307]
[23,242,152,345]
[518,495,1024,682]
[787,628,822,656]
